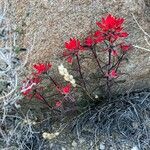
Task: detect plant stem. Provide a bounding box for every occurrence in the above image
[36,91,52,109]
[91,46,105,75]
[106,48,112,100]
[48,75,59,88]
[76,54,87,91]
[113,53,125,71]
[35,91,61,113]
[48,75,64,95]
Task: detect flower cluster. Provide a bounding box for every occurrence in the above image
[60,83,71,95]
[42,132,59,140]
[23,119,36,125]
[106,70,118,79]
[21,63,52,96]
[63,38,84,64]
[33,63,52,75]
[82,14,129,47]
[96,14,128,43]
[63,14,131,80]
[21,62,76,110]
[58,64,76,87]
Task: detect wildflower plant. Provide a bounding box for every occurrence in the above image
[21,14,132,113]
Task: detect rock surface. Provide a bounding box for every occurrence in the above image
[1,0,150,92]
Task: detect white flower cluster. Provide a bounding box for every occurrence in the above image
[58,64,76,87]
[23,119,36,125]
[42,132,59,140]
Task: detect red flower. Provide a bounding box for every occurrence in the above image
[67,56,73,64]
[65,38,80,50]
[55,101,62,108]
[111,50,118,56]
[97,14,124,31]
[64,38,84,64]
[119,32,128,38]
[33,63,52,74]
[106,70,118,79]
[96,14,128,42]
[120,43,131,52]
[94,30,104,43]
[61,83,71,95]
[85,36,94,47]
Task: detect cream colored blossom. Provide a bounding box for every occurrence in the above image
[59,69,65,76]
[70,79,76,87]
[42,132,60,140]
[58,64,76,87]
[69,75,73,80]
[42,132,48,139]
[64,75,70,81]
[58,64,65,75]
[23,119,36,125]
[63,68,68,75]
[72,83,76,87]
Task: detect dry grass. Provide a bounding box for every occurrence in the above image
[0,3,40,149]
[132,13,150,52]
[0,1,150,150]
[71,88,150,149]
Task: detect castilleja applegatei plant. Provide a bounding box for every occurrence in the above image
[21,14,132,113]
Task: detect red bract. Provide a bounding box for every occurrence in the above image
[94,30,104,43]
[64,38,84,64]
[96,14,128,42]
[55,101,62,108]
[65,38,80,50]
[111,50,118,56]
[67,56,73,64]
[120,43,131,52]
[97,14,124,31]
[85,36,94,47]
[33,63,52,74]
[119,32,128,37]
[106,70,118,79]
[61,83,71,95]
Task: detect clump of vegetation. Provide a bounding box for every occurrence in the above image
[21,14,132,113]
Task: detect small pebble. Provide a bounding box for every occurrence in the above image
[72,140,77,147]
[99,142,105,150]
[132,122,138,129]
[79,138,85,144]
[95,95,99,99]
[109,147,114,150]
[131,146,139,150]
[61,147,66,150]
[90,141,93,146]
